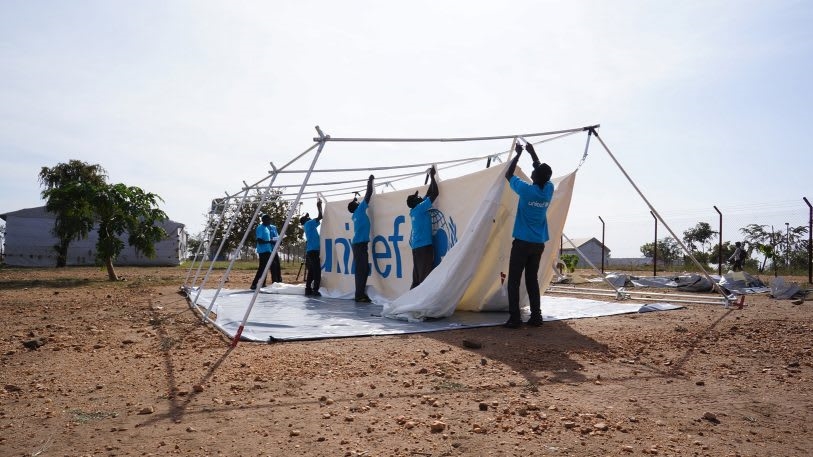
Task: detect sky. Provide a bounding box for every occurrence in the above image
[1,0,811,257]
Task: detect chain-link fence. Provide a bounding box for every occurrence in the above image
[595,198,811,282]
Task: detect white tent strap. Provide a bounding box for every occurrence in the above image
[315,125,598,143]
[592,130,732,306]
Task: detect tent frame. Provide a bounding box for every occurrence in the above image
[182,123,737,347]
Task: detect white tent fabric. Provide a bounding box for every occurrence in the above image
[319,163,577,321]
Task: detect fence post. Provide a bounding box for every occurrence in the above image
[804,197,812,284]
[714,206,722,276]
[598,216,605,275]
[651,211,657,276]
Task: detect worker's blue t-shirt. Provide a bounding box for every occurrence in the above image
[351,200,371,244]
[255,224,272,254]
[509,176,554,244]
[409,197,433,249]
[304,219,321,252]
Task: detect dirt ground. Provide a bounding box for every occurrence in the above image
[1,266,811,457]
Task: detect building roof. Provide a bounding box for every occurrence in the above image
[1,205,184,231]
[561,237,609,252]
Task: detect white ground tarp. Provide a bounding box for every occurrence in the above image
[191,286,682,342]
[319,164,576,321]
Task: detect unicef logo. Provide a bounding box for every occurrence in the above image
[429,208,457,266]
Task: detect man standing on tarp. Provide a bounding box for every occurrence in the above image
[407,166,439,289]
[300,199,323,296]
[348,174,375,302]
[503,141,554,328]
[250,214,280,290]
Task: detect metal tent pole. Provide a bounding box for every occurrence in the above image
[230,127,329,347]
[189,193,235,289]
[590,129,733,306]
[192,186,251,307]
[316,125,598,143]
[201,171,281,322]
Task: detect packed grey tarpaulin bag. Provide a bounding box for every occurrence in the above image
[630,276,676,288]
[673,274,715,292]
[719,271,769,294]
[602,273,632,288]
[769,277,803,299]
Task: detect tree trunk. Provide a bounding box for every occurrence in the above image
[104,257,119,281]
[56,240,69,267]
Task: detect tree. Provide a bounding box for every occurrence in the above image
[39,160,107,267]
[640,237,682,265]
[39,160,168,279]
[92,183,168,280]
[682,222,717,253]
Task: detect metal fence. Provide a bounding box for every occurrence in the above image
[594,197,811,283]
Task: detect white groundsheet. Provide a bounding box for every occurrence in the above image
[190,285,683,342]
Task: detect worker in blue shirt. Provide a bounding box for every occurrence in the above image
[299,199,323,297]
[503,142,554,328]
[348,175,375,302]
[250,214,279,290]
[406,166,439,289]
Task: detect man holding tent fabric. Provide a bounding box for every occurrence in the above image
[406,166,439,289]
[348,174,375,302]
[300,199,323,296]
[504,142,554,328]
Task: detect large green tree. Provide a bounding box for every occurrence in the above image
[682,222,717,253]
[640,237,682,265]
[38,160,107,267]
[39,160,168,279]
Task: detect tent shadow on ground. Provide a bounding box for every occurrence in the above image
[422,322,609,387]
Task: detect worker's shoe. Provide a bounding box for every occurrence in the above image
[355,296,372,303]
[526,315,544,327]
[503,318,522,329]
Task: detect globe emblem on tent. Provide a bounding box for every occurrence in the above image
[429,208,457,266]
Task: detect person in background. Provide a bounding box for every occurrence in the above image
[250,214,277,290]
[300,199,323,296]
[406,167,439,289]
[729,241,746,272]
[348,175,375,302]
[268,219,283,284]
[503,141,554,328]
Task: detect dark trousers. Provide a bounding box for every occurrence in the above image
[352,242,370,298]
[269,253,282,283]
[507,239,545,322]
[304,250,321,293]
[410,244,435,289]
[251,251,272,289]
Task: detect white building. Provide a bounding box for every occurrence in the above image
[558,237,609,270]
[0,206,187,267]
